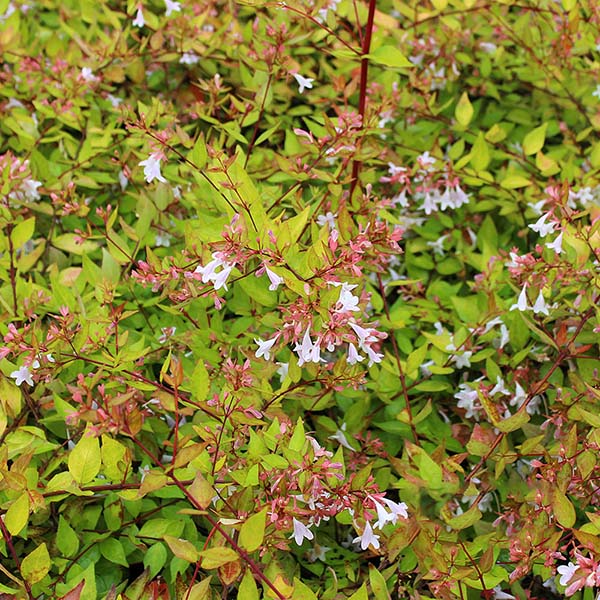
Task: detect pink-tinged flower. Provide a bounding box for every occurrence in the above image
[212,264,234,290]
[510,285,529,312]
[139,153,167,184]
[10,365,33,387]
[290,518,314,546]
[255,336,277,361]
[546,231,563,254]
[382,498,408,521]
[164,0,181,16]
[364,345,384,366]
[529,213,556,238]
[353,521,380,550]
[334,282,360,313]
[80,67,98,82]
[132,6,145,27]
[180,52,199,65]
[292,73,314,94]
[557,562,577,587]
[316,212,336,229]
[346,342,364,365]
[532,291,549,316]
[264,266,284,291]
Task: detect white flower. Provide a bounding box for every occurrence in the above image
[276,362,289,382]
[118,170,128,190]
[335,283,360,312]
[194,254,235,291]
[557,562,578,587]
[427,235,448,256]
[364,345,384,366]
[164,0,181,16]
[347,342,364,365]
[455,383,480,420]
[451,351,472,369]
[529,213,556,238]
[132,7,145,27]
[180,52,199,65]
[527,199,546,216]
[80,67,98,82]
[498,324,510,349]
[264,266,284,291]
[10,365,33,387]
[353,521,380,550]
[492,585,515,599]
[328,423,355,451]
[592,85,600,100]
[254,336,277,361]
[532,291,549,316]
[107,94,122,108]
[155,232,172,247]
[292,73,314,94]
[290,518,314,546]
[316,212,336,230]
[546,231,563,254]
[510,285,529,312]
[139,153,167,184]
[490,376,510,396]
[307,543,331,562]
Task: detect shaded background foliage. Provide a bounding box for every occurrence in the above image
[0,0,599,598]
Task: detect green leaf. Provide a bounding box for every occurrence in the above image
[143,543,168,578]
[68,430,101,485]
[190,134,208,169]
[239,508,267,552]
[369,565,391,600]
[21,543,50,585]
[100,538,129,567]
[552,489,576,528]
[455,92,474,127]
[190,361,209,402]
[494,408,530,433]
[368,46,413,68]
[5,493,29,536]
[57,515,79,557]
[523,123,547,155]
[444,503,482,530]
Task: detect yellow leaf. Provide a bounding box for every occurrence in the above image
[455,92,473,127]
[6,493,29,536]
[21,543,50,585]
[68,430,101,485]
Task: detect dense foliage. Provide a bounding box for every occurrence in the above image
[0,0,599,598]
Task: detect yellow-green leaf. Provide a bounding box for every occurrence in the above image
[199,547,238,569]
[553,489,576,528]
[187,472,214,510]
[68,431,101,485]
[6,493,30,536]
[164,535,200,563]
[238,570,259,600]
[500,175,531,189]
[21,543,50,585]
[523,123,547,155]
[470,132,490,171]
[368,46,413,68]
[239,508,267,552]
[187,576,212,600]
[455,92,474,127]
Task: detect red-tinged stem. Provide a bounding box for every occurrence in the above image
[349,0,378,199]
[129,437,286,600]
[0,516,34,599]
